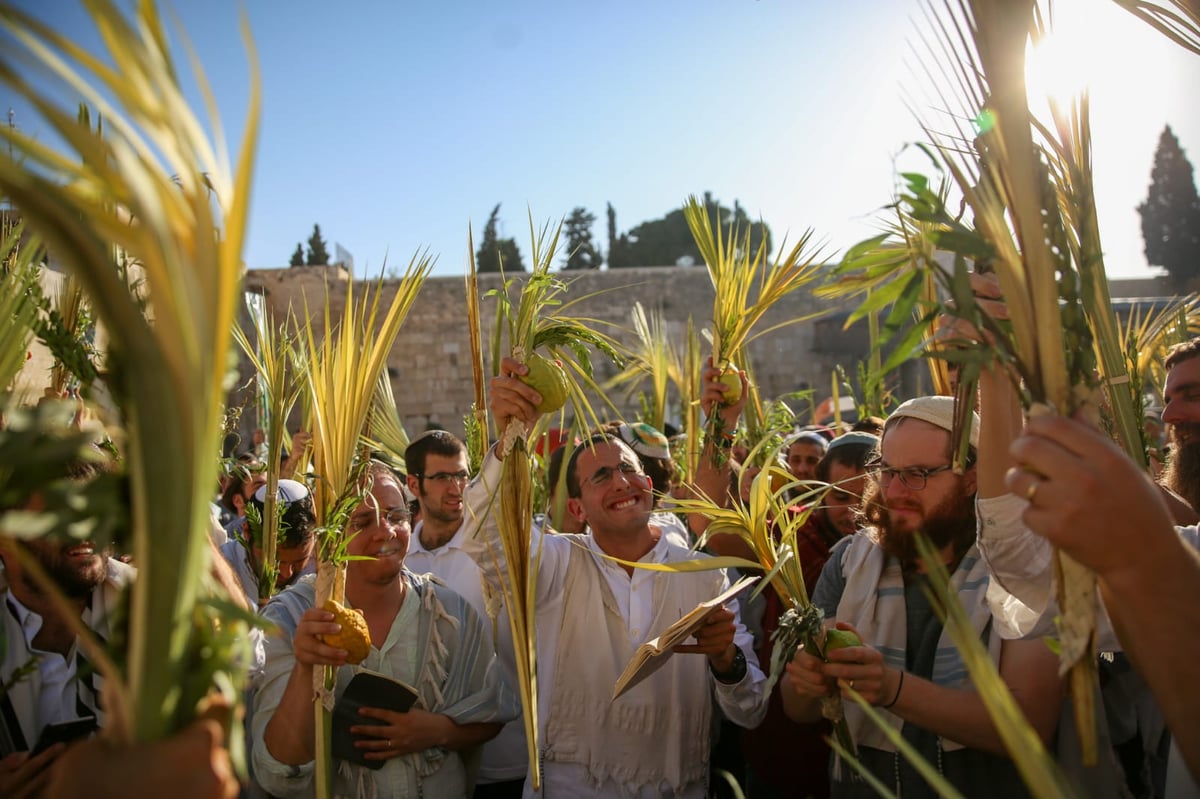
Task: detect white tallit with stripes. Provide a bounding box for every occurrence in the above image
[834,532,1001,753]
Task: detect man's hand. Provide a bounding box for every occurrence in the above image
[489,357,544,440]
[699,358,748,430]
[818,622,895,706]
[674,605,737,672]
[291,606,350,669]
[42,717,238,799]
[351,707,452,759]
[1005,413,1176,583]
[1,745,64,799]
[784,645,835,700]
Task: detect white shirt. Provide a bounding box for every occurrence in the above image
[406,518,527,783]
[7,593,80,730]
[466,452,767,799]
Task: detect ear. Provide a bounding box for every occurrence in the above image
[566,496,586,523]
[963,462,978,497]
[406,473,420,495]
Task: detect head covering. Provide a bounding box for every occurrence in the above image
[888,395,979,449]
[826,431,879,452]
[254,478,310,505]
[787,430,830,450]
[616,422,671,461]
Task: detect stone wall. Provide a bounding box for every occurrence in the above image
[241,265,838,441]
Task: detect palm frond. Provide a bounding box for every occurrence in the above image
[0,0,259,745]
[295,255,431,796]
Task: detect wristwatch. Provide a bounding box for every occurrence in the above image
[710,647,747,684]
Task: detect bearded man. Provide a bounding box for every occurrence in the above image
[1160,338,1200,515]
[782,396,1063,799]
[0,513,134,789]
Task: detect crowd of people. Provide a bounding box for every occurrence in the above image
[2,338,1199,798]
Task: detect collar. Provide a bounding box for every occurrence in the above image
[409,519,466,554]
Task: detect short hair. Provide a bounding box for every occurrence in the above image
[248,490,316,549]
[815,439,877,483]
[404,429,466,477]
[1165,337,1200,371]
[565,432,625,499]
[851,415,885,436]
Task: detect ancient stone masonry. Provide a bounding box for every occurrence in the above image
[232,264,1174,444]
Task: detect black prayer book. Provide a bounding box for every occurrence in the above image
[331,669,419,769]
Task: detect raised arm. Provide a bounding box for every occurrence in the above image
[1007,414,1200,781]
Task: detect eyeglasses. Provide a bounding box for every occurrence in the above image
[349,508,410,530]
[586,461,645,488]
[869,462,955,491]
[417,471,470,485]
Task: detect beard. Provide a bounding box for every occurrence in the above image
[23,540,108,600]
[1162,425,1200,514]
[862,482,976,570]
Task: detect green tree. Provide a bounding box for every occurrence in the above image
[561,207,602,270]
[305,223,331,266]
[606,202,631,268]
[1138,125,1200,290]
[288,242,304,267]
[476,204,525,273]
[611,192,772,268]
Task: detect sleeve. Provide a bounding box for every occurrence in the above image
[976,493,1060,640]
[461,448,569,605]
[430,586,521,727]
[811,536,852,619]
[249,587,315,796]
[712,584,770,729]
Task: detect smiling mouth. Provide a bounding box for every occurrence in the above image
[611,497,640,511]
[65,543,96,557]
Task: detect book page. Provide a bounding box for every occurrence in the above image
[612,573,759,700]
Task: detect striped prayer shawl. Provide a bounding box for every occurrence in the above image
[834,533,1001,753]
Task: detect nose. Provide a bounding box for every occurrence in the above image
[881,474,911,503]
[1162,401,1183,426]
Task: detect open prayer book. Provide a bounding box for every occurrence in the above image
[612,573,759,700]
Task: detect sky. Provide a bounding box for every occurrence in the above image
[8,0,1200,279]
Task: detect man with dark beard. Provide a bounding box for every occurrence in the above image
[0,509,135,793]
[781,396,1063,799]
[1160,338,1200,517]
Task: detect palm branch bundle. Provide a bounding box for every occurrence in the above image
[0,0,258,746]
[670,462,857,755]
[364,369,411,466]
[482,218,623,790]
[295,257,430,798]
[683,194,826,460]
[673,316,704,484]
[0,224,40,397]
[604,301,675,431]
[464,226,489,473]
[903,0,1200,763]
[235,298,304,605]
[1119,295,1200,403]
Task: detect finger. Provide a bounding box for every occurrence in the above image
[499,356,529,378]
[356,707,399,722]
[672,644,712,655]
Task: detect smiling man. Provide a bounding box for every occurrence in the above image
[0,474,134,793]
[467,357,767,799]
[251,461,518,798]
[1160,339,1200,514]
[782,396,1063,799]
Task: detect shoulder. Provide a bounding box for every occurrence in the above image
[105,557,136,589]
[1177,524,1200,552]
[261,574,316,626]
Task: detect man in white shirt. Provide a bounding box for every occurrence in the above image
[403,430,528,798]
[0,526,134,794]
[468,356,768,799]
